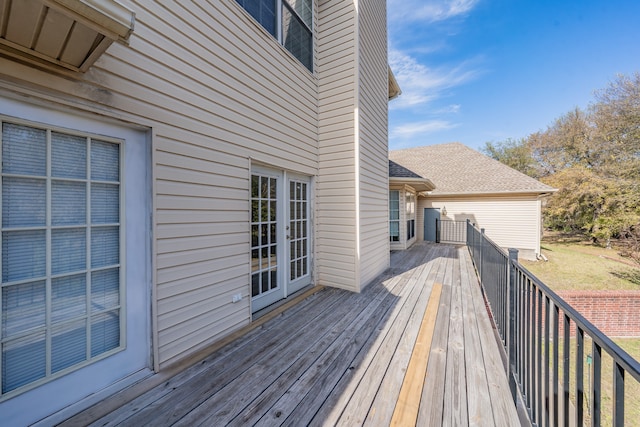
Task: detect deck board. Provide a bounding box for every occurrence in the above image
[64,242,520,427]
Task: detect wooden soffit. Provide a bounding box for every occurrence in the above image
[0,0,135,73]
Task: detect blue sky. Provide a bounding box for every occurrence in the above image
[387,0,640,151]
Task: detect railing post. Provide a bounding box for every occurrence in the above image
[466,219,470,246]
[508,248,519,401]
[479,228,485,281]
[436,218,440,243]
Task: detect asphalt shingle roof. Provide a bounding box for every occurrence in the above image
[389,142,556,195]
[389,160,423,178]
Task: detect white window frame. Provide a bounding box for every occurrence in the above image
[406,191,416,241]
[0,117,124,399]
[389,190,400,242]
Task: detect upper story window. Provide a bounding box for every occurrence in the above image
[236,0,313,72]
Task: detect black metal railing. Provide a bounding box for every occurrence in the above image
[435,219,467,244]
[466,220,640,427]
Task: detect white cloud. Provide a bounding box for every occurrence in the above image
[388,0,479,24]
[390,120,459,140]
[389,49,481,110]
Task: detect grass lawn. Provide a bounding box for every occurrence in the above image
[521,240,640,291]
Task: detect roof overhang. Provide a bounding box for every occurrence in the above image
[389,176,436,193]
[388,66,401,101]
[0,0,135,73]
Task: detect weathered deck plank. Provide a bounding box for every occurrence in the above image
[65,242,520,427]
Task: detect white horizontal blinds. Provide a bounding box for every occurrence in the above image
[0,121,122,396]
[289,180,308,281]
[89,140,120,357]
[389,190,400,242]
[282,0,312,71]
[250,174,278,298]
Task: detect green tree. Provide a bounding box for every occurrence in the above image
[481,138,539,177]
[529,73,640,254]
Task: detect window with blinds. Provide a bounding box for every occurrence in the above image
[1,121,122,397]
[235,0,313,72]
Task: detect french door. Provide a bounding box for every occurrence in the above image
[250,167,311,312]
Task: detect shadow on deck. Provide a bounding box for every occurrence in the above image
[62,242,520,426]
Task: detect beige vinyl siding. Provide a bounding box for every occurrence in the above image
[316,0,358,291]
[357,0,390,287]
[419,195,542,260]
[0,0,319,369]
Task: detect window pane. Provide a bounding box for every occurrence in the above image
[52,274,87,322]
[285,0,312,28]
[2,177,46,227]
[91,140,119,182]
[91,310,119,357]
[2,230,46,282]
[91,226,119,268]
[390,221,399,234]
[52,132,87,179]
[236,0,277,36]
[52,181,86,226]
[2,281,46,338]
[92,268,120,310]
[282,4,313,71]
[52,320,87,373]
[91,183,119,224]
[52,228,86,275]
[2,332,46,393]
[2,123,46,176]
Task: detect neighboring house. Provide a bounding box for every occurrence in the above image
[0,1,393,424]
[390,143,556,260]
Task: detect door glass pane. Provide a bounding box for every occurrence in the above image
[52,132,86,179]
[91,226,119,268]
[2,281,46,337]
[91,310,119,357]
[250,174,278,299]
[2,177,46,227]
[52,274,87,322]
[2,230,46,282]
[2,332,46,393]
[2,123,46,176]
[52,228,86,274]
[91,140,119,182]
[288,180,308,282]
[52,181,86,226]
[52,320,87,373]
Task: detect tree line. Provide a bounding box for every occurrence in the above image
[482,73,640,258]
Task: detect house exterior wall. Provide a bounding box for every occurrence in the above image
[356,0,390,287]
[316,0,390,292]
[419,195,543,260]
[0,0,391,423]
[316,0,358,292]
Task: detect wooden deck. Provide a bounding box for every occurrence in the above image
[64,242,520,426]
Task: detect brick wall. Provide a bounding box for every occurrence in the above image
[557,290,640,337]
